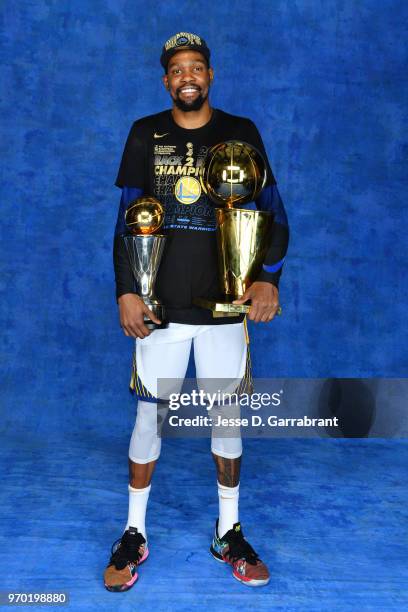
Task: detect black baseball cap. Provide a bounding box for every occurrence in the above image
[160,32,211,70]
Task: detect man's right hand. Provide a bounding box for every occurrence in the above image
[118,293,162,339]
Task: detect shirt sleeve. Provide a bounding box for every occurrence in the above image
[246,120,289,288]
[113,120,147,300]
[245,119,276,188]
[255,184,289,287]
[113,186,143,301]
[115,120,147,188]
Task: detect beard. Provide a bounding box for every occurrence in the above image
[173,87,208,112]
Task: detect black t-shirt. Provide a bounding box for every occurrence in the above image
[114,108,277,325]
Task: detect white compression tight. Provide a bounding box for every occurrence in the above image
[129,399,243,463]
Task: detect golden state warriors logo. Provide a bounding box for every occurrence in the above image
[175,177,201,204]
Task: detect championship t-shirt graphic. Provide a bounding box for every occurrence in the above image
[114,109,283,325]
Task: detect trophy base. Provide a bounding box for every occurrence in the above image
[144,319,168,330]
[144,303,168,329]
[193,297,249,318]
[193,297,282,318]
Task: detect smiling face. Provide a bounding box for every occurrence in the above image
[163,50,214,112]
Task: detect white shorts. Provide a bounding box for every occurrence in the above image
[129,321,252,401]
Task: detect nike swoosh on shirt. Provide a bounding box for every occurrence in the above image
[154,132,170,139]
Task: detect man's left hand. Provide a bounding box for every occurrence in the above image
[233,281,280,323]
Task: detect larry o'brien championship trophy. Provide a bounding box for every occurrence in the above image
[194,141,282,317]
[123,197,168,329]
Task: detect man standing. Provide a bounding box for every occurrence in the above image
[104,32,289,591]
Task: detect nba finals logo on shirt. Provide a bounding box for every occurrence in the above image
[175,177,201,204]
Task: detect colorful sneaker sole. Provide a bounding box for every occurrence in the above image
[210,544,270,587]
[232,572,270,587]
[104,547,149,592]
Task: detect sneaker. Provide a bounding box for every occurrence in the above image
[104,527,149,592]
[210,520,270,587]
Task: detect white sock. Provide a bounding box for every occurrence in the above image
[124,483,151,541]
[217,481,239,538]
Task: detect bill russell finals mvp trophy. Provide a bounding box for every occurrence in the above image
[194,140,282,318]
[123,197,168,329]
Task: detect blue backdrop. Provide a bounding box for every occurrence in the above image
[2,1,407,418]
[0,2,407,429]
[1,2,408,609]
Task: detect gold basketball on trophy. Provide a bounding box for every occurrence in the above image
[200,141,267,208]
[125,197,164,235]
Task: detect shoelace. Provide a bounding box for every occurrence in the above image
[109,531,145,570]
[224,529,259,566]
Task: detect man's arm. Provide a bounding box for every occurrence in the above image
[113,186,143,301]
[113,121,161,337]
[255,183,289,288]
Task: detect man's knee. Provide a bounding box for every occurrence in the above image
[129,400,162,463]
[211,436,243,459]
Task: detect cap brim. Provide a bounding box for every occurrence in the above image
[161,46,210,68]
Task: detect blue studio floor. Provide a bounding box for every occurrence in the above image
[0,434,407,611]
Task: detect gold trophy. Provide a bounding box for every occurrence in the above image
[123,197,168,329]
[194,141,282,317]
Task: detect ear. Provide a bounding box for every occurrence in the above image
[209,67,214,83]
[162,74,169,90]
